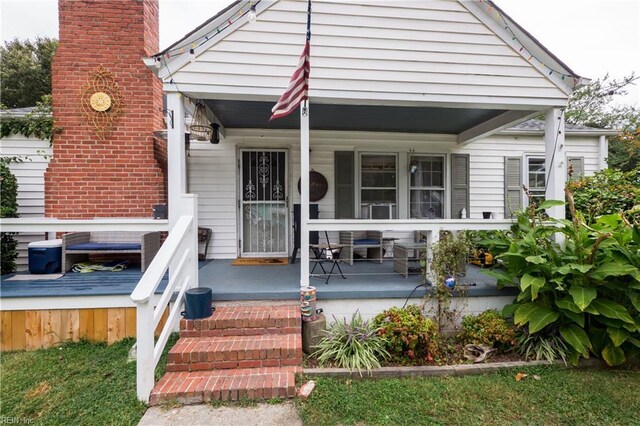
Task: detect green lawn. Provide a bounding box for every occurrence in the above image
[298,366,640,426]
[0,336,177,425]
[3,342,639,425]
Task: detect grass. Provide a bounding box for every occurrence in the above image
[297,365,640,426]
[0,334,178,425]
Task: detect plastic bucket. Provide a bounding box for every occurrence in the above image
[181,288,214,320]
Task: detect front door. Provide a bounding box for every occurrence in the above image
[239,150,288,257]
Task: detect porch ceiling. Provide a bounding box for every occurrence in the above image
[204,99,510,134]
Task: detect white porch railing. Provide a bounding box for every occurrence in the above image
[301,218,515,286]
[130,194,199,402]
[0,218,168,233]
[306,218,515,233]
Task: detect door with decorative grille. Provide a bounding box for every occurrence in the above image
[239,150,288,257]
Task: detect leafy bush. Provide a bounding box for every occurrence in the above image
[0,162,19,275]
[458,310,516,352]
[372,305,436,364]
[312,312,389,374]
[567,167,640,223]
[484,194,640,366]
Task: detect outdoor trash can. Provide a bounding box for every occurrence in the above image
[182,288,214,320]
[28,239,62,274]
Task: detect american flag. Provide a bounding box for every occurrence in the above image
[270,0,311,121]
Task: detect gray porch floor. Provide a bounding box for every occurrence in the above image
[0,260,517,300]
[199,259,516,300]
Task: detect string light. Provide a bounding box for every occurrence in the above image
[189,48,195,63]
[248,2,257,23]
[152,0,261,65]
[479,1,577,87]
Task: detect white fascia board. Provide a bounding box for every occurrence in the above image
[167,83,569,110]
[460,1,575,97]
[155,1,276,82]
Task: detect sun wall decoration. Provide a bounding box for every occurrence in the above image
[79,65,123,139]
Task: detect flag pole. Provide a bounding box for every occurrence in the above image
[300,100,310,288]
[300,0,312,289]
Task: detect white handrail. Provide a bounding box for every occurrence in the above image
[130,215,192,304]
[0,218,168,233]
[131,194,199,403]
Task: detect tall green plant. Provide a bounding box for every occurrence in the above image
[428,231,470,333]
[484,193,640,366]
[1,162,19,274]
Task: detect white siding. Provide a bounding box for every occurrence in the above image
[173,0,567,107]
[188,130,602,259]
[0,135,52,270]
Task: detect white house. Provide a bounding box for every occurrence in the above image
[144,0,613,269]
[0,0,617,403]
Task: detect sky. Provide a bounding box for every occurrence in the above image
[1,0,639,105]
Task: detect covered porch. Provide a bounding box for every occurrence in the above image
[156,1,580,289]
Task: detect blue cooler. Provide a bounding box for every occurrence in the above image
[28,239,62,274]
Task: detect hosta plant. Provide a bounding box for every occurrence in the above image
[312,312,389,375]
[483,190,640,366]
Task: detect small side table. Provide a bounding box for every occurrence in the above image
[393,242,428,278]
[382,237,399,258]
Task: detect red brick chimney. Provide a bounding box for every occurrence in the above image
[46,0,166,219]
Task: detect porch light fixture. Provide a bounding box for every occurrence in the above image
[210,122,221,144]
[409,161,418,174]
[190,101,214,141]
[248,3,257,23]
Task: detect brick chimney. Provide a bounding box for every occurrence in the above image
[46,0,166,219]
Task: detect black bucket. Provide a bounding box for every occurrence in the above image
[181,288,214,320]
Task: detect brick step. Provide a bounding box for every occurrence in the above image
[180,305,301,338]
[150,367,300,405]
[166,334,302,372]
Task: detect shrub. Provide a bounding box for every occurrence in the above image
[515,328,569,364]
[458,310,516,352]
[372,305,436,364]
[567,167,640,223]
[312,312,389,374]
[484,194,640,366]
[0,161,19,275]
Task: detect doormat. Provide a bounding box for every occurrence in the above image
[5,273,64,281]
[231,258,289,266]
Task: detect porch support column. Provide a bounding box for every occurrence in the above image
[166,91,187,228]
[598,135,608,170]
[544,107,566,220]
[300,104,310,288]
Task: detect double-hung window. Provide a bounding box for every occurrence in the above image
[409,155,445,219]
[360,153,397,219]
[527,157,546,204]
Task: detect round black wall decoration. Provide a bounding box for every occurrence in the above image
[297,170,328,202]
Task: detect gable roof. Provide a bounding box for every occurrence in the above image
[148,0,586,98]
[147,0,595,137]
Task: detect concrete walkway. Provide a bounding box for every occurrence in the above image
[139,402,302,426]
